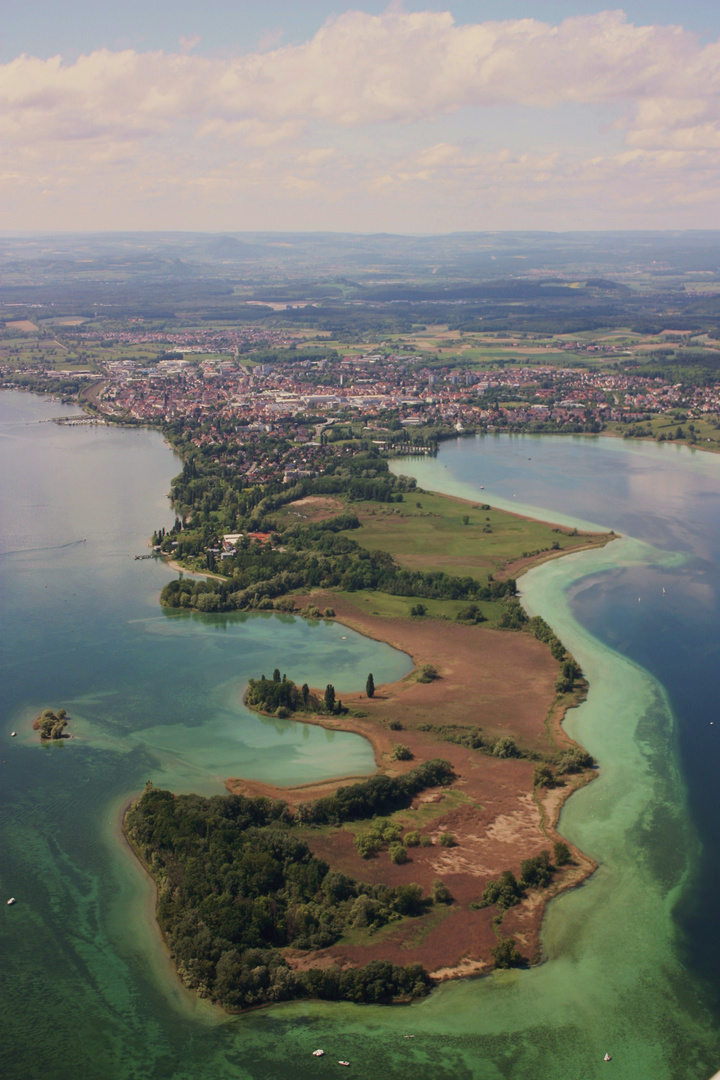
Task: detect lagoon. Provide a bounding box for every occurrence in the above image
[2,402,720,1079]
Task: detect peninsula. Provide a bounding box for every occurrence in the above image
[124,473,613,1012]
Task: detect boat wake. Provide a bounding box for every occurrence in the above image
[0,538,87,558]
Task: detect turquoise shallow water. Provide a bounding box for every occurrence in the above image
[2,407,720,1079]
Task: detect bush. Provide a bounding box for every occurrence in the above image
[492,736,521,759]
[394,884,426,916]
[419,835,433,847]
[417,663,438,683]
[324,607,335,617]
[438,832,456,847]
[392,744,413,761]
[390,844,408,865]
[431,879,453,904]
[519,850,552,889]
[388,719,403,731]
[403,831,421,847]
[556,747,594,774]
[533,763,556,788]
[497,599,528,630]
[456,604,486,624]
[410,603,427,617]
[553,840,572,866]
[354,832,383,859]
[555,659,582,694]
[476,870,522,910]
[491,938,524,969]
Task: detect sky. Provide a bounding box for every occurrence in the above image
[2,1,720,234]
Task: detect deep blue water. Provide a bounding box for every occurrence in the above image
[399,434,720,1005]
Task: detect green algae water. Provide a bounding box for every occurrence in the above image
[3,405,720,1080]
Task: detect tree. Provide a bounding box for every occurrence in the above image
[519,850,552,888]
[492,938,524,969]
[553,840,572,866]
[431,879,453,904]
[478,870,522,910]
[324,684,336,712]
[390,844,408,865]
[462,514,470,525]
[366,673,375,698]
[533,763,555,788]
[492,736,521,759]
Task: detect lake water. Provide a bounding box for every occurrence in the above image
[2,400,719,1080]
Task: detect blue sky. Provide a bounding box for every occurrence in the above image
[4,1,720,59]
[2,3,720,233]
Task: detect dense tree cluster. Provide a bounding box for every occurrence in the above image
[245,671,323,717]
[33,708,68,740]
[297,759,454,825]
[474,851,555,913]
[160,532,517,612]
[124,785,433,1010]
[163,445,415,547]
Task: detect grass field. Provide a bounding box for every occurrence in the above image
[605,415,720,452]
[344,491,601,579]
[334,589,508,625]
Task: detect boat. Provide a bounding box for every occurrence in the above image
[10,731,16,737]
[604,1053,612,1062]
[338,1062,350,1067]
[312,1050,325,1057]
[7,897,16,905]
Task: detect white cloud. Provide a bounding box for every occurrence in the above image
[1,9,720,229]
[1,11,718,143]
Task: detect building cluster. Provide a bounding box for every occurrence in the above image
[90,353,720,435]
[4,343,720,474]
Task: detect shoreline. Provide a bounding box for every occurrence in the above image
[116,797,229,1022]
[129,467,610,994]
[222,593,599,987]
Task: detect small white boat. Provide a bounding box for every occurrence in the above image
[312,1049,325,1057]
[604,1053,612,1062]
[7,897,16,905]
[10,731,16,737]
[338,1062,350,1067]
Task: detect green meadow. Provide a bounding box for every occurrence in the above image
[344,490,604,579]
